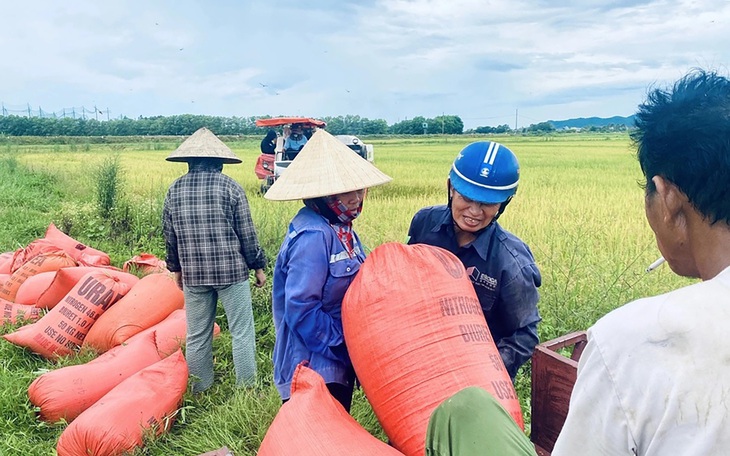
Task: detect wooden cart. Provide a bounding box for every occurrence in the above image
[530,331,587,456]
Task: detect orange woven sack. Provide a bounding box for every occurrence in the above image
[35,266,139,310]
[3,271,131,359]
[0,273,9,285]
[56,349,188,456]
[2,298,41,324]
[122,253,168,276]
[28,330,165,423]
[14,271,57,305]
[43,223,111,267]
[9,238,64,273]
[125,308,221,357]
[342,242,523,456]
[0,251,13,274]
[0,251,76,302]
[82,273,184,353]
[258,363,404,456]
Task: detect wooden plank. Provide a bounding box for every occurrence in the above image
[530,331,587,455]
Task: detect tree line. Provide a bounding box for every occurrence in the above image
[0,113,632,138]
[0,113,467,137]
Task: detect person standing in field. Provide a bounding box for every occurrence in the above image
[553,69,730,455]
[407,141,541,381]
[162,127,267,394]
[264,129,391,412]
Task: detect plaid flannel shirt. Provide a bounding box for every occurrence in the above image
[163,162,266,286]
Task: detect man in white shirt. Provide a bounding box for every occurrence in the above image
[553,69,730,455]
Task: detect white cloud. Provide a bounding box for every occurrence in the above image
[1,0,729,128]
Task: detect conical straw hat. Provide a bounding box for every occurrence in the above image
[264,129,392,201]
[166,127,242,164]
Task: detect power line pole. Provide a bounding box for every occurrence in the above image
[514,109,518,132]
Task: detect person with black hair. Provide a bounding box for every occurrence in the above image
[553,68,730,455]
[260,129,277,155]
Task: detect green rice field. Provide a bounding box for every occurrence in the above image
[0,133,693,455]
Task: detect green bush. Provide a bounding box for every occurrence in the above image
[94,155,124,218]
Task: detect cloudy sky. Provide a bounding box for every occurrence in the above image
[2,0,728,129]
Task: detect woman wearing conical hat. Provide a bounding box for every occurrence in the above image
[265,129,391,412]
[163,127,267,394]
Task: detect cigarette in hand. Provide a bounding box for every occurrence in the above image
[646,257,666,273]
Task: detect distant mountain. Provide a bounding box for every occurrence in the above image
[548,115,635,129]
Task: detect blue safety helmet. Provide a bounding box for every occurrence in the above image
[449,141,520,204]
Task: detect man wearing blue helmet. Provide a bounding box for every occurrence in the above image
[407,141,541,380]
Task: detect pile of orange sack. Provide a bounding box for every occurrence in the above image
[258,242,525,456]
[0,223,218,456]
[2,226,526,455]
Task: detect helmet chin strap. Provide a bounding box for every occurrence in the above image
[493,196,512,223]
[447,179,454,208]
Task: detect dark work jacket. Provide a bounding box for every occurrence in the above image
[260,136,276,154]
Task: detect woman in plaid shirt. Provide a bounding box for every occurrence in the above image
[163,127,267,394]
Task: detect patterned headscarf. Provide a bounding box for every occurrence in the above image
[304,195,363,257]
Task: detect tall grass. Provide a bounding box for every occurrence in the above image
[94,154,124,218]
[0,154,62,246]
[1,133,693,454]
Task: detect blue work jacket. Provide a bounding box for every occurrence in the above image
[407,205,542,379]
[272,207,364,399]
